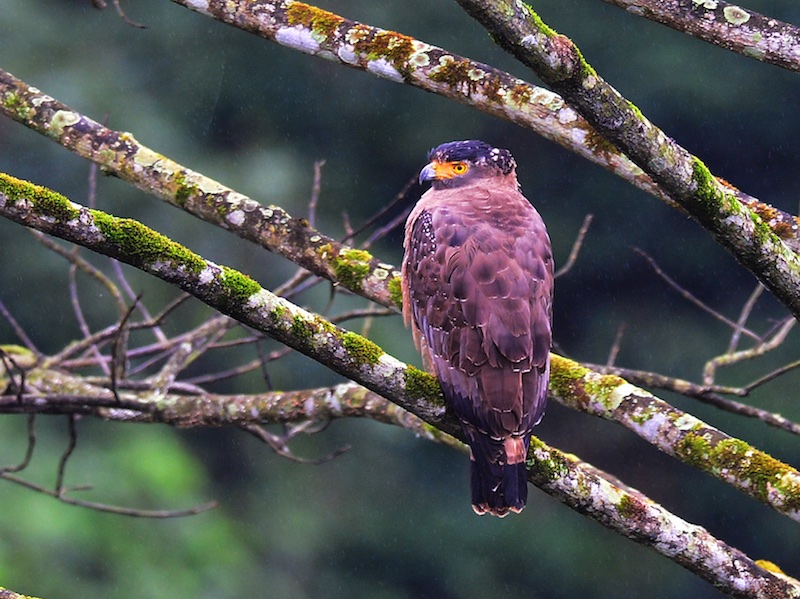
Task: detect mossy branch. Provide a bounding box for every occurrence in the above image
[453,0,800,320]
[550,355,800,522]
[0,69,400,309]
[3,4,799,315]
[601,0,800,73]
[1,173,798,597]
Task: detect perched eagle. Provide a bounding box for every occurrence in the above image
[402,140,553,516]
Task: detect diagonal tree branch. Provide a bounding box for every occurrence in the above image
[3,1,800,316]
[1,173,799,597]
[452,0,800,320]
[550,355,800,521]
[3,170,800,518]
[601,0,800,73]
[0,68,400,308]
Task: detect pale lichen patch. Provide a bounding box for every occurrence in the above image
[674,413,703,431]
[49,110,80,137]
[134,146,165,168]
[303,395,316,417]
[226,209,245,227]
[633,411,669,443]
[246,288,275,311]
[723,6,750,26]
[557,106,578,124]
[185,0,210,14]
[275,26,321,55]
[366,58,403,82]
[606,382,640,411]
[337,46,359,65]
[198,265,216,285]
[691,0,718,8]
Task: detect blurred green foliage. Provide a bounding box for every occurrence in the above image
[1,0,800,597]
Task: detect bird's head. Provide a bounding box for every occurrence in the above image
[419,140,517,189]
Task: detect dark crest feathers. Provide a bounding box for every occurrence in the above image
[427,140,516,175]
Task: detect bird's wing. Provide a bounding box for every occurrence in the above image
[403,185,552,438]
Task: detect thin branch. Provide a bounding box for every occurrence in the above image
[340,175,419,247]
[0,414,36,474]
[555,214,593,279]
[110,295,143,402]
[240,422,350,465]
[0,299,40,356]
[744,358,800,395]
[307,159,325,228]
[634,248,760,341]
[728,284,765,354]
[703,318,796,385]
[112,260,169,344]
[586,363,800,437]
[606,322,626,368]
[601,0,800,73]
[0,469,217,518]
[91,0,147,28]
[184,347,291,385]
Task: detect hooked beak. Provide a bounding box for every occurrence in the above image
[419,162,437,185]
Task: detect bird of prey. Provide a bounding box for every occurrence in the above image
[402,140,553,517]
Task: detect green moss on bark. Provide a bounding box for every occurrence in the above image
[0,173,80,221]
[341,331,383,365]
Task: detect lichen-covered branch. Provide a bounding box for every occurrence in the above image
[527,438,800,599]
[453,0,800,320]
[0,172,444,425]
[169,0,671,202]
[601,0,800,73]
[0,69,399,308]
[3,3,800,314]
[583,362,800,437]
[1,369,461,448]
[2,174,798,596]
[550,355,800,522]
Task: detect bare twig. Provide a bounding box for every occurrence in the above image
[703,318,796,385]
[606,322,626,368]
[634,248,760,341]
[0,414,36,474]
[0,299,40,356]
[112,261,169,344]
[308,159,325,228]
[728,284,765,354]
[110,295,142,402]
[0,469,217,517]
[91,0,147,28]
[340,175,419,246]
[555,214,593,279]
[55,415,78,494]
[240,422,349,465]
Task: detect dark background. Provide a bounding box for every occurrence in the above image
[1,1,799,597]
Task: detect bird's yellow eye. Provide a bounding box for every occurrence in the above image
[452,162,468,174]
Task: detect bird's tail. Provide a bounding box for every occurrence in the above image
[468,434,530,517]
